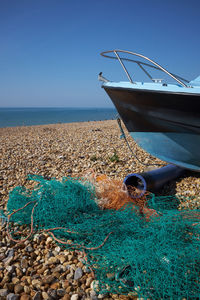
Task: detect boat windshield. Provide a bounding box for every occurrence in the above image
[101,50,189,87]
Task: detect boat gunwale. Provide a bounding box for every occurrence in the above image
[102,85,200,97]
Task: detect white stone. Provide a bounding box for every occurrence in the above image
[70,294,79,300]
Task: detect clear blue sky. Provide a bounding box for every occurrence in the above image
[0,0,200,107]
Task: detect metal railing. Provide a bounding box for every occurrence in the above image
[101,49,189,87]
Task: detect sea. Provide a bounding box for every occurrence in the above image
[0,107,117,128]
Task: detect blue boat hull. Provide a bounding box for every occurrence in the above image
[131,132,200,171]
[103,85,200,171]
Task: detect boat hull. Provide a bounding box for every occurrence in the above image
[103,86,200,171]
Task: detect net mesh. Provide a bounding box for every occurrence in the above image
[6,174,200,299]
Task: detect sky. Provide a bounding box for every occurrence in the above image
[0,0,200,108]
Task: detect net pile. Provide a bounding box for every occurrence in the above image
[6,175,200,299]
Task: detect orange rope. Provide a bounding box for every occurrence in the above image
[94,175,159,221]
[7,200,37,243]
[44,227,78,235]
[6,198,113,251]
[83,250,95,278]
[46,229,113,250]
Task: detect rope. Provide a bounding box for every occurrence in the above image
[44,228,113,250]
[116,118,163,167]
[7,200,38,243]
[83,250,95,277]
[7,200,113,251]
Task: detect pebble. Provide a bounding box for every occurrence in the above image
[74,267,83,280]
[24,286,30,294]
[57,255,66,264]
[46,237,53,244]
[20,295,31,300]
[46,257,59,265]
[25,246,33,252]
[31,279,41,288]
[41,292,49,299]
[5,283,14,293]
[62,295,70,300]
[12,278,20,285]
[42,274,56,284]
[3,256,13,266]
[57,289,66,297]
[70,294,79,300]
[6,249,14,258]
[47,289,57,299]
[6,265,15,274]
[90,290,98,300]
[0,288,8,297]
[7,294,20,300]
[86,277,93,287]
[33,291,42,300]
[14,284,24,294]
[21,258,28,269]
[55,246,61,252]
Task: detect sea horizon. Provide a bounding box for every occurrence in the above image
[0,107,117,128]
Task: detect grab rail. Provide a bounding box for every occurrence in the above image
[101,49,189,87]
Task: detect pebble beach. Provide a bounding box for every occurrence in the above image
[0,120,200,300]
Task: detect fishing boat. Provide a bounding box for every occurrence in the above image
[99,50,200,171]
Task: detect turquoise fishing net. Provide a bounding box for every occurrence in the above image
[6,175,200,299]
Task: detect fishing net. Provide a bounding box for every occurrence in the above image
[6,174,200,299]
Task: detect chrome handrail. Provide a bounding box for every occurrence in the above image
[101,49,189,87]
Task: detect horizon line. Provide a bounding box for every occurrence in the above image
[0,106,115,109]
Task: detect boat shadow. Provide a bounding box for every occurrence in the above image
[154,170,200,209]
